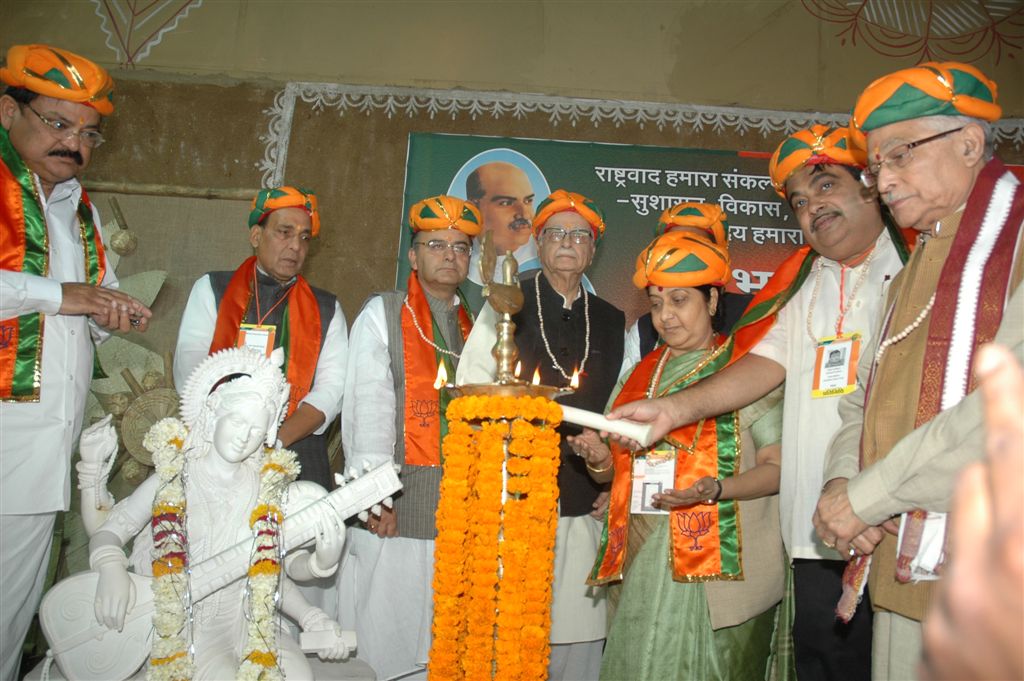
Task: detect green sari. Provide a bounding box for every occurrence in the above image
[599,348,789,681]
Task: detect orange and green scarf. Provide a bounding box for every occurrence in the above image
[590,345,742,584]
[0,126,105,401]
[209,255,321,416]
[401,274,473,466]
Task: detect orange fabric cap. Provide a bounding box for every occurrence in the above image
[1,44,114,115]
[532,189,606,240]
[850,61,1001,150]
[249,186,320,237]
[408,195,482,236]
[633,230,731,289]
[768,125,866,197]
[656,201,729,246]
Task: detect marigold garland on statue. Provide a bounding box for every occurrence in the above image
[429,395,563,681]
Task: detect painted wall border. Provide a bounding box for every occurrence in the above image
[259,81,1024,187]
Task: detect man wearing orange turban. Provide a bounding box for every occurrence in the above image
[174,186,347,491]
[0,44,150,680]
[609,131,917,679]
[337,195,480,680]
[810,62,1023,680]
[459,189,625,680]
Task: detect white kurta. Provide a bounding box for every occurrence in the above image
[172,273,348,434]
[1,174,117,681]
[750,230,904,559]
[336,295,441,681]
[0,177,117,514]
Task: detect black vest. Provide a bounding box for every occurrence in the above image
[513,272,625,517]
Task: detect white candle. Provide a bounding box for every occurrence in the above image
[559,405,654,448]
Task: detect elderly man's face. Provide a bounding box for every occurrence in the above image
[249,207,312,283]
[472,163,535,254]
[537,211,596,277]
[867,118,985,231]
[785,164,883,262]
[0,94,101,192]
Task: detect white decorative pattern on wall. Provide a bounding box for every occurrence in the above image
[259,82,1024,187]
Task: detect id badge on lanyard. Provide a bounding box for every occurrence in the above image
[811,333,860,398]
[630,448,675,515]
[238,323,276,357]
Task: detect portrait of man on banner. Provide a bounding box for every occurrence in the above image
[445,148,550,299]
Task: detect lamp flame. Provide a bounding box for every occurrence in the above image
[532,367,541,385]
[570,367,580,389]
[433,362,447,390]
[515,361,522,378]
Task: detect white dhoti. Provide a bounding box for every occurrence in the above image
[549,514,606,681]
[337,529,434,681]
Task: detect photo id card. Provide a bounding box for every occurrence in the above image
[811,333,860,398]
[238,323,276,357]
[631,449,675,515]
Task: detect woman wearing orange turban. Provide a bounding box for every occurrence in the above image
[570,230,786,681]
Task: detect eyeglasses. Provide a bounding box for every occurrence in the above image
[541,227,593,244]
[23,105,107,148]
[860,126,963,188]
[414,239,471,255]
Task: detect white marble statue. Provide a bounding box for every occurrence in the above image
[82,348,351,680]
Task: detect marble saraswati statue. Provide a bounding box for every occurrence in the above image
[41,348,400,681]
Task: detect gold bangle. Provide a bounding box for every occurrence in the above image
[586,460,612,474]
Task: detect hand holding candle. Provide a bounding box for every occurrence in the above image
[558,405,655,449]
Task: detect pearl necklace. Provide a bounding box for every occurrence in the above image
[404,297,460,359]
[536,277,589,382]
[805,248,875,343]
[874,293,936,365]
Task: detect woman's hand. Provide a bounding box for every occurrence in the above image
[567,429,612,472]
[652,476,719,509]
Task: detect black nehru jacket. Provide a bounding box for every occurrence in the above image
[513,271,625,517]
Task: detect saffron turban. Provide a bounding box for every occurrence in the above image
[533,189,606,241]
[408,195,482,235]
[768,125,866,197]
[633,230,732,289]
[656,201,729,246]
[0,44,114,115]
[249,186,320,237]
[850,61,1001,149]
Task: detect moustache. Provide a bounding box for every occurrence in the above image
[48,149,84,165]
[508,218,532,232]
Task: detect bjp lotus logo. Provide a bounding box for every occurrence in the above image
[676,511,713,551]
[411,399,438,427]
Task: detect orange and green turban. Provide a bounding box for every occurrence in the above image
[768,125,866,197]
[656,201,729,246]
[249,186,320,237]
[408,195,482,236]
[533,189,606,241]
[850,61,1001,149]
[0,44,114,115]
[633,231,731,289]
